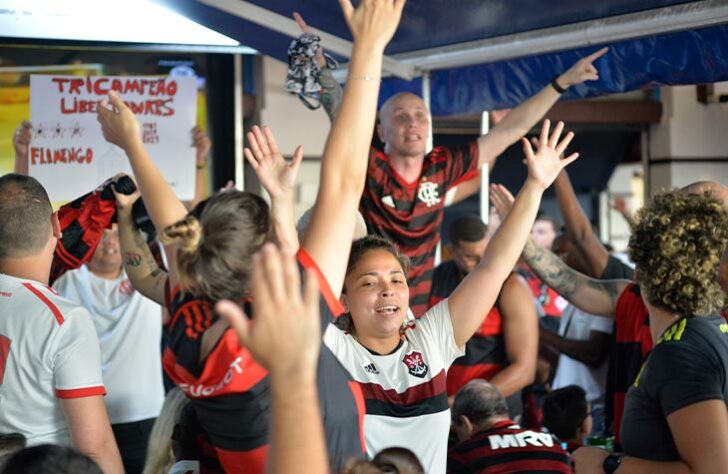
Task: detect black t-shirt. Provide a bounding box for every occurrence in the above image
[601,254,635,280]
[620,315,728,461]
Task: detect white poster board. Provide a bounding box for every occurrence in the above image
[29,75,197,201]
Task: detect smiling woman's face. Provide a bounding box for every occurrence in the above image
[342,249,410,341]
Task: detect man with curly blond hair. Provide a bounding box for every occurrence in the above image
[509,181,728,450]
[572,188,728,472]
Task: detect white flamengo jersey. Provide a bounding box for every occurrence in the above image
[324,300,463,474]
[0,273,105,445]
[53,266,164,424]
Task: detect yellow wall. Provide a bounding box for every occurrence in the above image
[0,85,30,175]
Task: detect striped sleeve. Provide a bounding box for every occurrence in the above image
[443,141,480,191]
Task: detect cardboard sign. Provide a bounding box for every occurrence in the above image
[29,75,197,201]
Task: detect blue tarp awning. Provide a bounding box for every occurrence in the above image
[158,0,728,113]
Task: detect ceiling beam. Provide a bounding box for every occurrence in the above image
[195,0,417,80]
[433,100,663,135]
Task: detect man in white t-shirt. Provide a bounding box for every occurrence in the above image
[53,224,164,474]
[0,173,123,474]
[540,304,613,436]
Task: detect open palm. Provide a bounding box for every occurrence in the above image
[523,120,579,190]
[244,125,303,198]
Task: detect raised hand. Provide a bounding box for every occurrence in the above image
[215,244,321,377]
[244,125,303,198]
[558,47,609,88]
[97,91,141,151]
[522,119,578,191]
[13,120,32,159]
[192,126,211,168]
[293,12,326,67]
[339,0,406,49]
[489,183,515,221]
[111,176,141,217]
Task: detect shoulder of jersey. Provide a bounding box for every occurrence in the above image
[18,281,90,326]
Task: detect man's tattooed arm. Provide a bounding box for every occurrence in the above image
[318,67,343,123]
[522,238,629,318]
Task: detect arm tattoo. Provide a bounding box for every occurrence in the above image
[130,229,158,268]
[522,239,578,298]
[523,239,622,304]
[124,252,142,267]
[318,67,342,122]
[586,278,623,301]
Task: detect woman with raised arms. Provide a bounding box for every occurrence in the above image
[98,1,405,472]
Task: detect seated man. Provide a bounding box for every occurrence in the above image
[542,385,593,453]
[448,380,571,474]
[0,174,123,474]
[430,215,537,413]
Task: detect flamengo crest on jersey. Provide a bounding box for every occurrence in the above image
[417,181,441,207]
[403,351,429,378]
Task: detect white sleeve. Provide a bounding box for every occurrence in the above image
[415,300,465,366]
[588,314,614,335]
[52,308,106,398]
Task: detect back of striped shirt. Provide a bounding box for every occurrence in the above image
[448,420,572,473]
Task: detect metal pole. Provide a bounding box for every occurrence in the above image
[480,111,490,225]
[233,53,244,190]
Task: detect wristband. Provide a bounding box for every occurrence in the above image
[550,76,567,94]
[602,454,622,474]
[196,162,206,170]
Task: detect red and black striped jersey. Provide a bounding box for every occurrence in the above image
[162,249,366,473]
[606,283,651,446]
[428,261,507,396]
[359,144,480,317]
[516,266,567,319]
[50,178,119,285]
[447,420,572,474]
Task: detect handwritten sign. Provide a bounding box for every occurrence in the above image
[29,75,197,201]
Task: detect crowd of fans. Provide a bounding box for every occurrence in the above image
[1,1,727,473]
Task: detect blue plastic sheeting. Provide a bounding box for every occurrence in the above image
[403,25,728,114]
[160,0,691,57]
[159,1,728,115]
